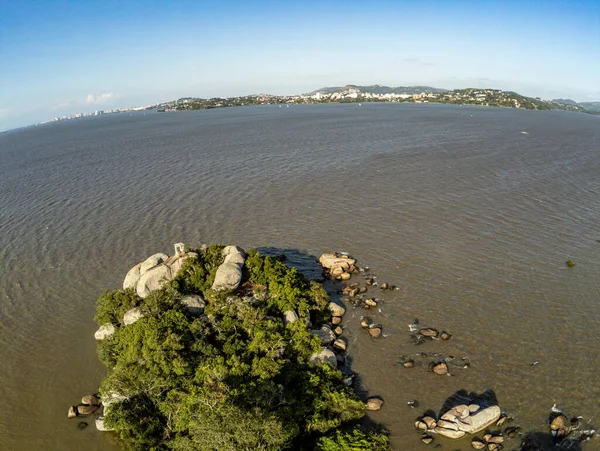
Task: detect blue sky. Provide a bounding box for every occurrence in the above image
[1,0,599,131]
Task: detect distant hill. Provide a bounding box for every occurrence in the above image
[552,98,579,106]
[579,101,600,113]
[307,84,448,95]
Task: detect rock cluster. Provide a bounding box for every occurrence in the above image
[124,245,199,298]
[319,252,360,280]
[67,393,102,419]
[433,404,501,438]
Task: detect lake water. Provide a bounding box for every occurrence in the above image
[1,104,599,450]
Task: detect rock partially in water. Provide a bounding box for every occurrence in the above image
[333,338,347,352]
[331,316,342,325]
[81,394,100,406]
[435,405,501,438]
[431,361,448,375]
[95,416,114,432]
[419,328,439,338]
[402,359,415,368]
[333,326,343,336]
[421,435,433,445]
[329,301,346,317]
[471,438,486,449]
[364,298,377,307]
[368,325,382,338]
[360,317,372,328]
[76,404,100,416]
[365,397,384,411]
[440,331,452,340]
[423,416,437,429]
[67,406,77,418]
[550,413,570,438]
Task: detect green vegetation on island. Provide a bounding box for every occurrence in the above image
[154,85,597,115]
[94,245,389,451]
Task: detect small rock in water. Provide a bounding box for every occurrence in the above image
[421,435,434,445]
[471,438,486,449]
[504,426,520,439]
[566,260,575,267]
[407,400,420,408]
[365,278,374,285]
[380,283,389,290]
[418,328,439,338]
[550,413,570,437]
[368,326,382,338]
[360,317,372,328]
[77,422,88,430]
[415,420,428,430]
[496,415,507,427]
[402,359,415,368]
[364,298,377,307]
[440,331,452,340]
[331,316,342,325]
[349,282,360,288]
[431,362,449,375]
[422,416,437,429]
[333,326,343,336]
[365,397,384,411]
[488,435,504,443]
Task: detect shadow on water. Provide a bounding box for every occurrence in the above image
[256,247,324,282]
[519,432,583,451]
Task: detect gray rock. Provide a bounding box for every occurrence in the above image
[309,347,337,366]
[211,262,242,291]
[283,310,299,324]
[329,302,346,317]
[94,323,115,340]
[180,295,205,315]
[136,264,172,298]
[123,262,142,290]
[311,325,336,345]
[123,308,145,326]
[139,253,169,275]
[223,246,246,265]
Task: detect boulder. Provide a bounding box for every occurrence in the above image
[329,302,346,317]
[94,323,115,340]
[139,253,169,275]
[136,264,172,298]
[123,307,146,325]
[339,272,351,280]
[423,416,437,429]
[419,328,439,337]
[76,404,100,416]
[365,397,384,411]
[81,395,100,406]
[471,438,486,449]
[223,246,246,265]
[333,338,347,352]
[550,414,570,437]
[365,298,377,307]
[95,416,114,432]
[331,316,342,325]
[211,262,242,291]
[333,326,343,336]
[67,406,77,418]
[180,295,205,315]
[311,325,335,345]
[436,405,501,438]
[309,347,337,366]
[123,262,142,290]
[283,310,299,324]
[319,253,356,270]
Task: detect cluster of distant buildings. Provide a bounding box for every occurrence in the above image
[38,105,153,125]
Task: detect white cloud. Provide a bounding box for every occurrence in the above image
[84,92,120,105]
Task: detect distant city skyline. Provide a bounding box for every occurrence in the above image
[1,0,599,132]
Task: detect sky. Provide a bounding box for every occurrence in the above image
[1,0,599,131]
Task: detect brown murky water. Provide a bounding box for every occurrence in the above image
[1,104,599,450]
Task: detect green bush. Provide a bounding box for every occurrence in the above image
[95,245,388,450]
[315,424,390,451]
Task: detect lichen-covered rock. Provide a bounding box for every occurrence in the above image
[123,307,146,325]
[212,262,242,291]
[180,295,205,315]
[136,264,172,298]
[309,347,337,366]
[94,323,115,340]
